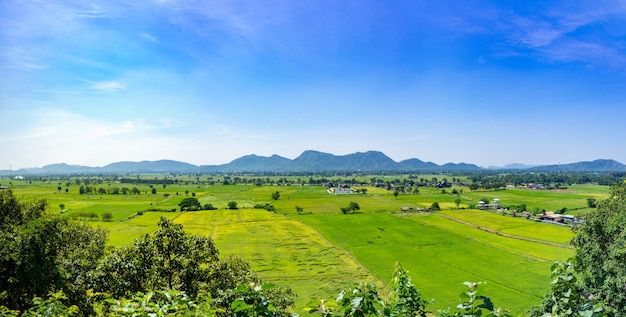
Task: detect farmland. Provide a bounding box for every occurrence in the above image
[0,175,612,314]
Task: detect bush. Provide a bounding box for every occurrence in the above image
[102,213,113,222]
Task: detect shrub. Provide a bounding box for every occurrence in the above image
[102,213,113,222]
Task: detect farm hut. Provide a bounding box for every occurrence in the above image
[540,211,562,222]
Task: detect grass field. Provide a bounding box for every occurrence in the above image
[293,212,575,315]
[1,177,609,315]
[174,209,379,311]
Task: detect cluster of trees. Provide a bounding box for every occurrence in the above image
[78,185,155,195]
[340,202,360,214]
[2,182,625,316]
[468,172,623,189]
[178,197,216,211]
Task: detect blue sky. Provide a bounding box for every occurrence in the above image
[1,0,626,169]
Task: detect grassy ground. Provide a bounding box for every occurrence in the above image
[3,178,606,315]
[174,209,379,312]
[293,212,575,315]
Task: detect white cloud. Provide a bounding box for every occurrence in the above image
[140,33,159,43]
[87,80,126,93]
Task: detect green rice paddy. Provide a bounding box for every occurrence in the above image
[1,177,608,315]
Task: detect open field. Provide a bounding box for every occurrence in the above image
[0,177,611,314]
[175,209,378,310]
[458,184,608,212]
[293,212,575,315]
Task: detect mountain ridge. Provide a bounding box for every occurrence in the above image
[1,151,625,175]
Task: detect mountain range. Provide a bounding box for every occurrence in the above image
[1,150,625,175]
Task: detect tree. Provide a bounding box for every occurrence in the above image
[454,198,461,209]
[95,217,216,297]
[394,188,400,199]
[228,201,238,210]
[430,202,441,211]
[586,197,597,208]
[59,203,65,211]
[295,206,304,215]
[530,260,604,317]
[0,190,108,313]
[151,187,157,195]
[349,201,360,213]
[95,217,294,316]
[271,191,280,200]
[179,197,201,211]
[570,183,626,315]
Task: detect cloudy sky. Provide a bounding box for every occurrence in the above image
[1,0,626,169]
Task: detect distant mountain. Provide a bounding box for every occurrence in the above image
[440,162,482,171]
[486,163,538,170]
[286,150,401,172]
[217,154,291,172]
[398,158,440,170]
[1,152,625,175]
[21,163,95,174]
[100,160,198,173]
[527,159,626,172]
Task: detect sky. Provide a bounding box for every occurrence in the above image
[1,0,626,169]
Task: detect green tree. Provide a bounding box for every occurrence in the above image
[98,289,215,317]
[586,197,597,208]
[0,190,108,313]
[570,183,626,315]
[530,260,604,317]
[430,202,441,211]
[454,198,461,209]
[94,217,294,316]
[295,206,304,215]
[228,201,238,210]
[271,191,280,200]
[349,201,360,213]
[94,217,219,299]
[179,197,201,211]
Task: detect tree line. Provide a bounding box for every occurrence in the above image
[1,182,625,316]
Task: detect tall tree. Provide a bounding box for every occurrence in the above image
[571,183,626,316]
[0,190,107,313]
[95,216,294,316]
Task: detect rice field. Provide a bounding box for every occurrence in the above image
[2,177,608,315]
